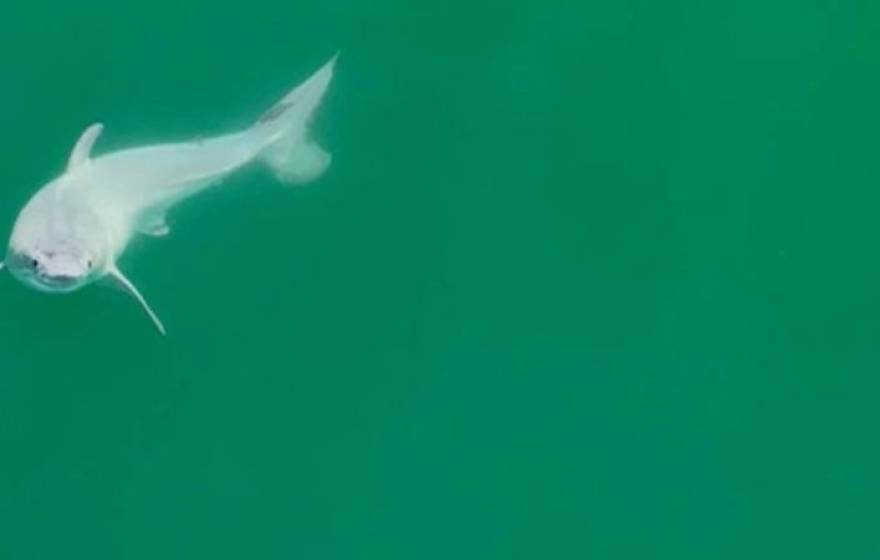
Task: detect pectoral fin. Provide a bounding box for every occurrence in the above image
[107,267,166,335]
[68,123,104,171]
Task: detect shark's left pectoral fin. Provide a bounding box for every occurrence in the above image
[68,123,104,171]
[107,267,166,335]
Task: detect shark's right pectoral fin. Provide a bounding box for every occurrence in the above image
[106,267,166,335]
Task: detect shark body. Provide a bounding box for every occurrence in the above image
[4,55,337,334]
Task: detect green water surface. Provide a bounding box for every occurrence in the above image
[0,0,878,558]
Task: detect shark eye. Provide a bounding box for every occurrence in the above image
[31,258,38,269]
[88,260,93,268]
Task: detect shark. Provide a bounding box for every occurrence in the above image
[2,55,337,335]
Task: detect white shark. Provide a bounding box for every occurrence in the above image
[2,55,337,334]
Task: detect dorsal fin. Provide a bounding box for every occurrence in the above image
[107,266,166,335]
[67,123,104,171]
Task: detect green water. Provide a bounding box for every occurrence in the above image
[0,0,878,558]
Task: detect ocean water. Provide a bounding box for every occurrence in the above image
[0,0,879,558]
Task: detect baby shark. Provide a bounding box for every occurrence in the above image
[2,55,337,334]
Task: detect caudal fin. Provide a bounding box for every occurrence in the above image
[256,54,337,185]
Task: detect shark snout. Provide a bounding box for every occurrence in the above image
[39,252,86,277]
[5,247,94,294]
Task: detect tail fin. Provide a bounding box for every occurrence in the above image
[256,54,337,185]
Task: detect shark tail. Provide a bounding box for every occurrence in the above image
[254,54,337,185]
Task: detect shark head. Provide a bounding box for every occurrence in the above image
[5,238,98,293]
[4,178,107,294]
[0,122,166,335]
